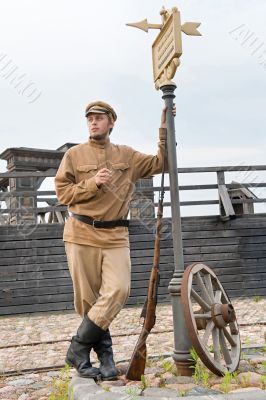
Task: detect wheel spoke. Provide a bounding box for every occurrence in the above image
[229,321,239,335]
[222,327,237,347]
[194,312,211,319]
[212,326,221,364]
[203,273,215,302]
[195,272,212,305]
[191,289,211,311]
[219,329,232,365]
[202,320,215,345]
[214,289,222,302]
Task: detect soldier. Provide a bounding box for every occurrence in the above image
[55,100,175,380]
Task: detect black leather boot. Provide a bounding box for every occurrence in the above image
[65,315,104,378]
[93,329,119,380]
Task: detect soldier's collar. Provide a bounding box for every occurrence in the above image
[88,137,111,149]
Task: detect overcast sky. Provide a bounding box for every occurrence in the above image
[0,0,266,215]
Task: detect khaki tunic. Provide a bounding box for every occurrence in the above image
[54,128,167,248]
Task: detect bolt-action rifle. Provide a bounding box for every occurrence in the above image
[125,139,167,381]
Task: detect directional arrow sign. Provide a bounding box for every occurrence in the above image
[181,22,201,36]
[126,8,201,86]
[126,19,162,33]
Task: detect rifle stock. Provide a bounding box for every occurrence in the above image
[125,330,148,380]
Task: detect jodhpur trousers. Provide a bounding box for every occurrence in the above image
[65,242,131,330]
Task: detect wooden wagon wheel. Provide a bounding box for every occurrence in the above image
[181,263,241,376]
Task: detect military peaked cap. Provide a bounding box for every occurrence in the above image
[85,101,117,121]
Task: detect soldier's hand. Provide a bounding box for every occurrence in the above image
[160,104,176,129]
[95,168,112,187]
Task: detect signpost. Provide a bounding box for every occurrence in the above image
[127,6,201,376]
[127,6,201,89]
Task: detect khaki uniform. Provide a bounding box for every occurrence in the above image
[55,128,167,328]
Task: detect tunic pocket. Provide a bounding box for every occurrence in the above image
[110,162,130,182]
[76,164,98,181]
[111,162,129,171]
[105,162,134,200]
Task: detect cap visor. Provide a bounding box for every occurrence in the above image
[86,109,106,116]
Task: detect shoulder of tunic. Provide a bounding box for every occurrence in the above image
[65,142,90,156]
[110,143,134,156]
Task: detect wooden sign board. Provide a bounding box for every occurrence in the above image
[152,9,182,82]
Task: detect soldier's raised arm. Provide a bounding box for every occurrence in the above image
[131,104,176,180]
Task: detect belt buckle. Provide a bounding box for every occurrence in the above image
[92,219,101,229]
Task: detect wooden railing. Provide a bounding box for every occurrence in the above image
[1,165,266,224]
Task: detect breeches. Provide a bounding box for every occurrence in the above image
[65,242,131,330]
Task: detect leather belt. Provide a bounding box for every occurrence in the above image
[71,213,129,229]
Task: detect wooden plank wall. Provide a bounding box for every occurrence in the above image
[0,214,266,315]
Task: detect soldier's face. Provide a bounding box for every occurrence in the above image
[87,113,114,138]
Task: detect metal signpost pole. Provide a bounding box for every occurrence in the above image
[160,83,194,375]
[127,5,201,376]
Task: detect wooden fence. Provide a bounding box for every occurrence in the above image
[1,165,266,220]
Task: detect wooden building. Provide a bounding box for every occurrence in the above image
[0,145,265,315]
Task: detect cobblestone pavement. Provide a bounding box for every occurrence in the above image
[0,297,265,399]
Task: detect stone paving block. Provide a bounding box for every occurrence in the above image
[137,397,185,400]
[8,378,34,386]
[138,397,212,400]
[126,390,266,400]
[70,384,104,400]
[69,376,98,388]
[186,386,224,396]
[17,394,28,400]
[85,392,131,399]
[68,376,100,400]
[143,387,180,398]
[109,385,142,395]
[222,390,266,399]
[230,388,264,394]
